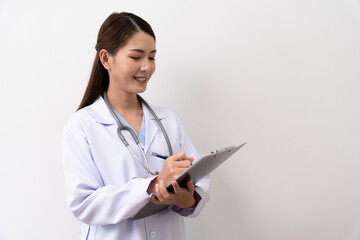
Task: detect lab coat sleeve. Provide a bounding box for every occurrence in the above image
[170,114,210,218]
[62,115,154,225]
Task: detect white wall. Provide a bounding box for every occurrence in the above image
[1,0,360,239]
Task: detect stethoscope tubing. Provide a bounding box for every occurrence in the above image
[103,92,173,178]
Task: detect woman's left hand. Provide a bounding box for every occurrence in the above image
[149,178,196,208]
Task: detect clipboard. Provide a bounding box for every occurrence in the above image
[132,143,247,220]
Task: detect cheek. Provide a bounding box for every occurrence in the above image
[118,62,136,75]
[151,62,156,74]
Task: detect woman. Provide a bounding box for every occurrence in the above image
[63,12,210,240]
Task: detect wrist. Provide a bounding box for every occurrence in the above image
[180,190,201,209]
[188,197,196,208]
[177,196,196,208]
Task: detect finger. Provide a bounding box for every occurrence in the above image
[176,160,192,168]
[158,180,170,199]
[172,181,181,194]
[155,183,164,201]
[169,151,187,162]
[186,178,195,192]
[149,196,160,204]
[188,157,194,163]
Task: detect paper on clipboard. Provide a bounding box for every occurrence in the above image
[132,142,247,220]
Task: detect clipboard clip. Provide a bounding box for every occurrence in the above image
[211,145,235,154]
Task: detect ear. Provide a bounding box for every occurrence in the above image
[99,49,112,70]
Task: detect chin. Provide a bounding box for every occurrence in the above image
[136,86,147,94]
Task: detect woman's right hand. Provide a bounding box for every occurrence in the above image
[147,151,194,194]
[157,151,194,186]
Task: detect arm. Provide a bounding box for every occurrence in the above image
[62,117,155,225]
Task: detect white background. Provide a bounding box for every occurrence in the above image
[1,0,360,239]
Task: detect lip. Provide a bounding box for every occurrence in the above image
[134,76,148,79]
[133,76,148,84]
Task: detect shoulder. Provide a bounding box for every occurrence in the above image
[65,96,115,129]
[63,102,99,134]
[146,102,179,122]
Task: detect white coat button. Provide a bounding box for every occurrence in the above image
[150,231,157,238]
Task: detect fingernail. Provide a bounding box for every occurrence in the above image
[150,193,157,198]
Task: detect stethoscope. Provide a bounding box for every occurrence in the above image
[103,92,173,178]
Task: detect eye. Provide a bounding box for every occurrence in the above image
[130,56,140,60]
[149,57,156,61]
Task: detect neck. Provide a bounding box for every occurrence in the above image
[106,87,142,114]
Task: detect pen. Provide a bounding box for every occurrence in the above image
[151,152,169,160]
[151,152,193,165]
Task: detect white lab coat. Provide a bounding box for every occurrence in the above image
[62,96,210,240]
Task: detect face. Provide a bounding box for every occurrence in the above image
[104,31,156,95]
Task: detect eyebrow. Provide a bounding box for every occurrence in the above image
[129,49,157,53]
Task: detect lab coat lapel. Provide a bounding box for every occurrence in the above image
[143,102,166,153]
[90,96,116,125]
[90,96,166,152]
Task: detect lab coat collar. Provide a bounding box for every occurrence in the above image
[143,102,166,151]
[90,95,167,153]
[90,96,117,125]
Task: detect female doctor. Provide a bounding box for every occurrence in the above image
[62,12,210,240]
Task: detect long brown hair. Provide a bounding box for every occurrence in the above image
[77,12,156,110]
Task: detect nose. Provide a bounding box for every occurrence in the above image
[140,59,152,72]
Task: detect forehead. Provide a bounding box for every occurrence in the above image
[122,31,156,51]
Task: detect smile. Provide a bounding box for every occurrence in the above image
[134,76,147,82]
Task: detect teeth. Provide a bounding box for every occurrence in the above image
[135,77,146,81]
